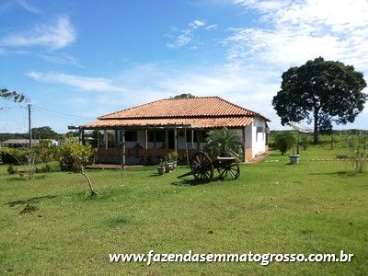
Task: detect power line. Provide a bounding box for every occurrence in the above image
[32,104,95,120]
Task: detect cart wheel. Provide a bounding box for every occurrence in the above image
[218,163,240,180]
[191,151,214,182]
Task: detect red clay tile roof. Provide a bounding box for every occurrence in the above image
[83,117,254,129]
[82,96,269,129]
[99,96,260,119]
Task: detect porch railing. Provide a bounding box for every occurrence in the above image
[95,147,194,164]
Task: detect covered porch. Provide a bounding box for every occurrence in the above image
[79,126,249,165]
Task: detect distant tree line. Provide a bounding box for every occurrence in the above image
[0,126,61,141]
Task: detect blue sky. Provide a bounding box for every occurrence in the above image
[1,0,368,133]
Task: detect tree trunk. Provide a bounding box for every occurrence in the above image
[313,110,320,144]
[80,166,97,197]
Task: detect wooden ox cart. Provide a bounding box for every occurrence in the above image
[178,151,240,182]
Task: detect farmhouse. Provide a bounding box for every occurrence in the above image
[0,139,40,148]
[80,96,269,165]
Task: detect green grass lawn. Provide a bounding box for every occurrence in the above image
[0,145,367,275]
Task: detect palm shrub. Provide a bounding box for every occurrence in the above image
[274,132,296,155]
[206,128,242,158]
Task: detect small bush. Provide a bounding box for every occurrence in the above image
[274,133,296,155]
[7,165,16,175]
[35,164,53,173]
[58,140,94,172]
[301,136,309,150]
[0,148,29,164]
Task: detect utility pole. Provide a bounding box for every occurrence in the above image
[28,104,32,148]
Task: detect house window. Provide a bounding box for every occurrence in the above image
[186,130,192,143]
[256,126,264,142]
[148,130,165,142]
[194,130,207,143]
[125,130,137,142]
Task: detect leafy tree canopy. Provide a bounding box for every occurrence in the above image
[0,89,25,102]
[31,126,59,139]
[173,93,196,99]
[272,57,367,143]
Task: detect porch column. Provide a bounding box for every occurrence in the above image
[80,128,85,145]
[174,128,178,152]
[191,129,194,149]
[242,127,246,162]
[144,128,148,163]
[196,129,200,151]
[153,130,157,149]
[165,129,168,149]
[184,128,189,165]
[144,128,148,150]
[104,130,108,149]
[121,129,126,167]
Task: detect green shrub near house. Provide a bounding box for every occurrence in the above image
[0,147,29,164]
[58,140,94,172]
[206,128,242,158]
[274,132,296,155]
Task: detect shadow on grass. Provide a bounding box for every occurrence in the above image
[150,173,164,177]
[5,195,57,207]
[19,204,39,215]
[171,177,228,186]
[6,175,48,182]
[309,171,357,177]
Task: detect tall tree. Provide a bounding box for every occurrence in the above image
[31,126,59,139]
[273,57,367,143]
[173,93,195,99]
[0,89,25,102]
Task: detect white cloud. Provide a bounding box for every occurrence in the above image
[226,0,368,71]
[189,19,206,29]
[232,0,294,12]
[0,0,40,14]
[39,53,82,67]
[15,0,40,14]
[205,24,218,31]
[225,28,348,68]
[26,71,127,93]
[0,16,76,49]
[166,19,208,48]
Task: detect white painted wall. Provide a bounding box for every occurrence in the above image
[251,116,267,157]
